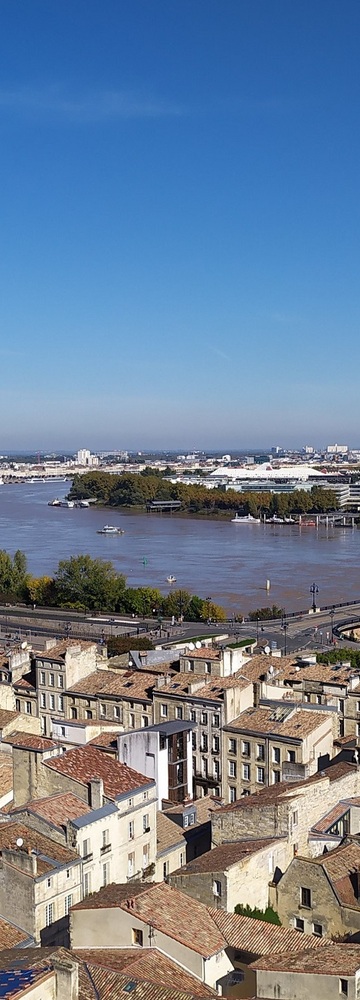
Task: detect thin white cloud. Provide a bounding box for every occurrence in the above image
[0,85,184,122]
[208,345,232,362]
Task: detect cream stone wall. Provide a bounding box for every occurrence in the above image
[256,968,358,1000]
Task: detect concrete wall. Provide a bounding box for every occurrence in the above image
[255,968,357,1000]
[169,839,288,913]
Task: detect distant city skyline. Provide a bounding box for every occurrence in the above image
[1,1,360,447]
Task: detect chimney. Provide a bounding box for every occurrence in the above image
[53,957,78,1000]
[89,777,104,809]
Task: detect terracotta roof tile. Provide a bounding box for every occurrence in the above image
[181,648,221,661]
[67,669,156,702]
[0,753,13,797]
[171,838,280,876]
[45,745,152,799]
[11,792,91,829]
[73,949,217,997]
[251,943,360,976]
[72,881,226,958]
[0,917,31,949]
[0,710,19,729]
[37,639,95,659]
[3,732,59,751]
[0,821,77,874]
[208,908,331,954]
[225,705,332,738]
[156,812,186,855]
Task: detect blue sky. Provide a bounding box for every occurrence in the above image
[1,0,360,451]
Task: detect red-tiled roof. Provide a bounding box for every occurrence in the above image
[3,732,59,751]
[208,908,331,954]
[11,792,91,829]
[73,949,217,997]
[171,838,279,875]
[45,744,152,799]
[251,943,360,976]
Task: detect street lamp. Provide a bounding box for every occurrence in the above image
[256,616,259,642]
[281,610,288,656]
[330,606,335,642]
[309,582,319,613]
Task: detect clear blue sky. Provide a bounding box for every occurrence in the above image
[1,0,359,452]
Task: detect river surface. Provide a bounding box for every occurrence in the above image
[0,481,359,615]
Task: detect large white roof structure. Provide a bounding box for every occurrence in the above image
[208,462,325,481]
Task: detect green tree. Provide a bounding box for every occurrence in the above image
[234,903,281,924]
[54,555,125,612]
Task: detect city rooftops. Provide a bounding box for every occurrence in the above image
[3,732,59,752]
[44,744,153,800]
[0,821,78,877]
[208,907,331,955]
[218,760,357,813]
[72,948,217,997]
[35,639,95,660]
[66,668,157,702]
[10,792,91,831]
[251,942,360,976]
[171,838,282,876]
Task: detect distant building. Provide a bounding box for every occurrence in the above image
[76,449,99,467]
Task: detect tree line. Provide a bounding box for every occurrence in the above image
[68,470,337,516]
[0,550,227,621]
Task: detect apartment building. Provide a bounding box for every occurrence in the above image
[153,672,254,798]
[64,668,156,730]
[251,942,360,1000]
[223,703,334,802]
[118,720,194,805]
[211,760,360,864]
[155,810,186,880]
[34,640,98,735]
[179,640,255,678]
[261,656,360,740]
[0,820,81,946]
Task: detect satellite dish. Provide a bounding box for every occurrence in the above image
[16,838,23,848]
[188,643,195,651]
[195,641,202,649]
[21,642,27,649]
[264,645,271,655]
[269,665,274,674]
[128,660,133,667]
[295,665,300,671]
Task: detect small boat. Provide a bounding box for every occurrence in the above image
[97,525,124,535]
[48,498,61,506]
[265,515,285,524]
[284,516,296,524]
[231,513,261,523]
[166,575,177,584]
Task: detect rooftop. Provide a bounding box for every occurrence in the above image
[0,754,13,798]
[0,821,77,876]
[0,917,33,950]
[11,792,91,830]
[251,942,360,976]
[171,838,280,876]
[45,744,152,800]
[72,881,226,958]
[36,639,95,660]
[67,668,156,702]
[225,705,332,739]
[208,908,331,955]
[0,710,20,730]
[181,648,221,661]
[164,794,222,827]
[156,811,186,856]
[73,948,217,997]
[3,732,59,751]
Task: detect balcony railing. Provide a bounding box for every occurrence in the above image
[82,852,93,862]
[100,844,111,855]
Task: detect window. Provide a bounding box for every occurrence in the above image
[339,980,348,996]
[40,671,46,685]
[58,695,64,711]
[86,709,92,719]
[25,701,32,714]
[176,706,183,719]
[66,869,70,879]
[180,852,184,866]
[47,877,51,888]
[143,814,150,833]
[143,790,148,800]
[49,694,55,710]
[313,922,323,937]
[160,704,168,717]
[242,763,250,781]
[142,844,150,868]
[83,872,91,897]
[58,674,64,688]
[60,727,66,737]
[64,894,72,916]
[229,787,236,803]
[102,829,110,849]
[132,928,143,946]
[339,699,345,713]
[272,770,280,784]
[114,706,121,720]
[212,713,220,728]
[272,747,280,764]
[45,903,53,926]
[295,917,304,932]
[128,852,135,878]
[128,797,133,807]
[256,744,265,761]
[228,760,236,778]
[100,703,106,718]
[213,879,221,897]
[71,707,77,719]
[316,695,322,705]
[49,673,55,687]
[241,741,250,757]
[202,757,207,776]
[163,860,169,878]
[102,862,110,886]
[213,735,220,753]
[190,709,196,722]
[257,767,265,784]
[15,699,20,712]
[141,716,148,727]
[201,734,208,752]
[287,750,296,763]
[129,821,134,840]
[292,810,298,826]
[268,854,274,875]
[201,711,208,725]
[184,814,189,828]
[304,693,310,703]
[82,839,91,859]
[214,759,220,778]
[40,693,46,709]
[301,887,311,908]
[229,738,236,754]
[205,662,211,674]
[357,701,360,713]
[129,714,135,728]
[192,732,197,750]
